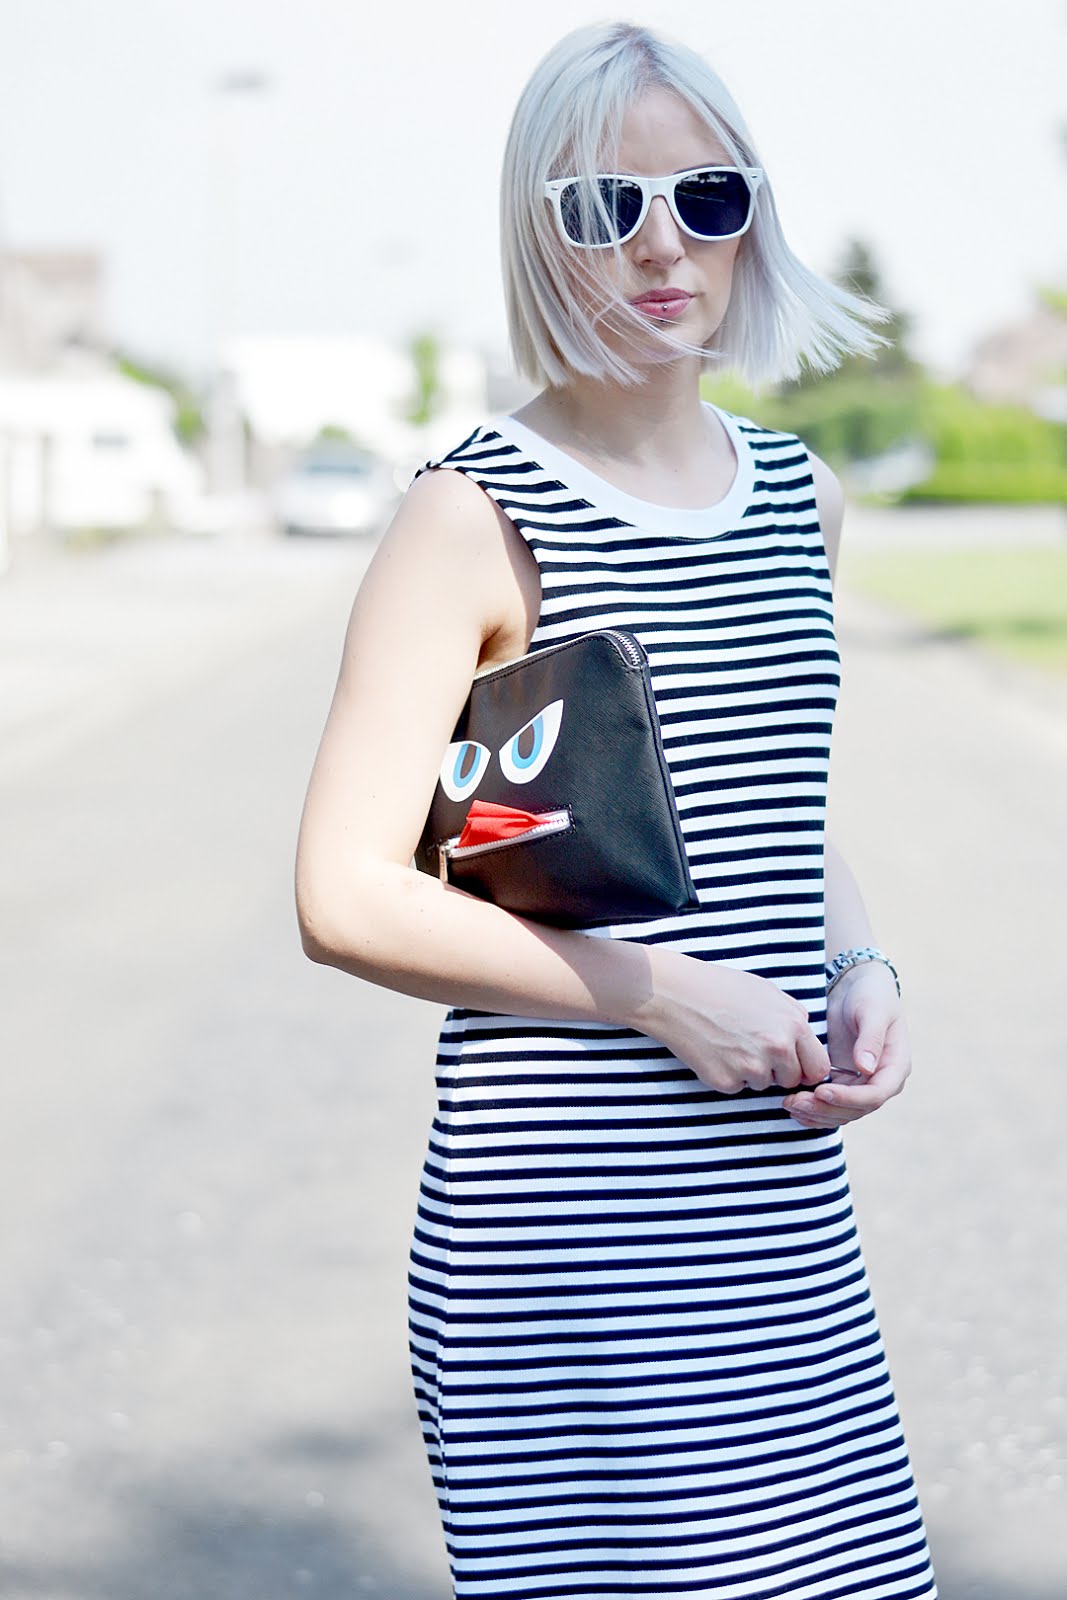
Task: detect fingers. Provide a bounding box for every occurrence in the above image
[782,1093,846,1129]
[852,1020,888,1077]
[770,1050,803,1090]
[784,1021,911,1127]
[811,1083,888,1120]
[816,1064,906,1111]
[794,1027,832,1086]
[784,1084,876,1127]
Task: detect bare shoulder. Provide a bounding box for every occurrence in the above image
[294,461,539,913]
[805,447,845,584]
[374,464,539,661]
[386,461,513,578]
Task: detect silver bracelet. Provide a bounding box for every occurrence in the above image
[825,946,900,996]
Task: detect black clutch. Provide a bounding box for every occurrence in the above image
[414,629,700,928]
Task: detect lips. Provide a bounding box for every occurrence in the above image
[630,288,692,306]
[629,288,693,321]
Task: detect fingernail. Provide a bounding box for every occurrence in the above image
[859,1052,876,1072]
[818,1087,835,1103]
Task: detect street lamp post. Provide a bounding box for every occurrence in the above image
[205,70,272,502]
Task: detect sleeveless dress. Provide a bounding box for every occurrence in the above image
[407,402,937,1600]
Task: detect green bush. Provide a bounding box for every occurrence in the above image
[903,461,1067,503]
[701,371,1067,505]
[701,371,924,466]
[899,384,1067,504]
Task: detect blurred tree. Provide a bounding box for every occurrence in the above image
[753,236,926,468]
[1038,284,1067,317]
[314,423,359,444]
[406,331,442,427]
[778,237,922,393]
[704,238,1067,501]
[115,351,206,447]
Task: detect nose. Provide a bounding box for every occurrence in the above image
[631,194,685,267]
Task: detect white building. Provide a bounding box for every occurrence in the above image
[0,250,107,372]
[221,332,488,471]
[0,249,208,572]
[0,373,203,572]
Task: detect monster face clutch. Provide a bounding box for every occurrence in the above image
[413,629,700,928]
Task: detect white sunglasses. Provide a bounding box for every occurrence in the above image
[543,165,764,249]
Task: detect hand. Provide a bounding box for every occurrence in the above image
[638,950,832,1097]
[783,961,912,1128]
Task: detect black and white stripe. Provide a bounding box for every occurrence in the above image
[407,406,937,1599]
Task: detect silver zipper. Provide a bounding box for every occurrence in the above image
[438,808,572,882]
[471,627,645,680]
[597,628,645,667]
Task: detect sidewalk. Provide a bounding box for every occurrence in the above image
[826,578,1067,1595]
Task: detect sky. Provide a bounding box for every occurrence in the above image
[1,0,1065,386]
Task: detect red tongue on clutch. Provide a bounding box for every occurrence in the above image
[457,800,550,849]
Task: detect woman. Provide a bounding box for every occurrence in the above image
[295,21,937,1600]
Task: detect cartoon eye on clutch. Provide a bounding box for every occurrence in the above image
[436,700,571,877]
[413,629,700,929]
[440,699,565,798]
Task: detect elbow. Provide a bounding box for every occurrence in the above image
[295,888,380,977]
[300,926,332,966]
[295,878,347,967]
[294,850,348,966]
[297,905,337,966]
[295,852,414,975]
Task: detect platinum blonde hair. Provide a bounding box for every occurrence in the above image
[501,21,893,390]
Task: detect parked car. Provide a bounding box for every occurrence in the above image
[274,442,399,537]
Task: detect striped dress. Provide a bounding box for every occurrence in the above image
[407,402,937,1600]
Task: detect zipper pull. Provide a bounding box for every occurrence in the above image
[438,840,453,884]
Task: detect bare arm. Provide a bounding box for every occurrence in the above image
[783,451,912,1124]
[808,447,882,954]
[824,834,877,955]
[294,465,830,1093]
[294,466,664,1025]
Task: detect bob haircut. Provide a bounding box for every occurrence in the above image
[501,21,893,391]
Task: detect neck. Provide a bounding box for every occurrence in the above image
[530,357,711,468]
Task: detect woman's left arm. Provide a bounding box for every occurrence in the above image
[782,450,912,1129]
[782,837,912,1128]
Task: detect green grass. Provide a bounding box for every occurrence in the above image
[841,545,1067,675]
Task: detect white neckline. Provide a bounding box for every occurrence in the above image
[487,400,755,540]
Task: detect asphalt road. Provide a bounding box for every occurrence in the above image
[0,525,1064,1599]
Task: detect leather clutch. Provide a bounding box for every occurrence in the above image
[414,629,700,928]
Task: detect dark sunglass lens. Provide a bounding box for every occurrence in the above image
[674,170,751,238]
[558,182,588,244]
[598,177,644,241]
[559,177,643,244]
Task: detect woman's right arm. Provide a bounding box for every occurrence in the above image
[293,467,829,1094]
